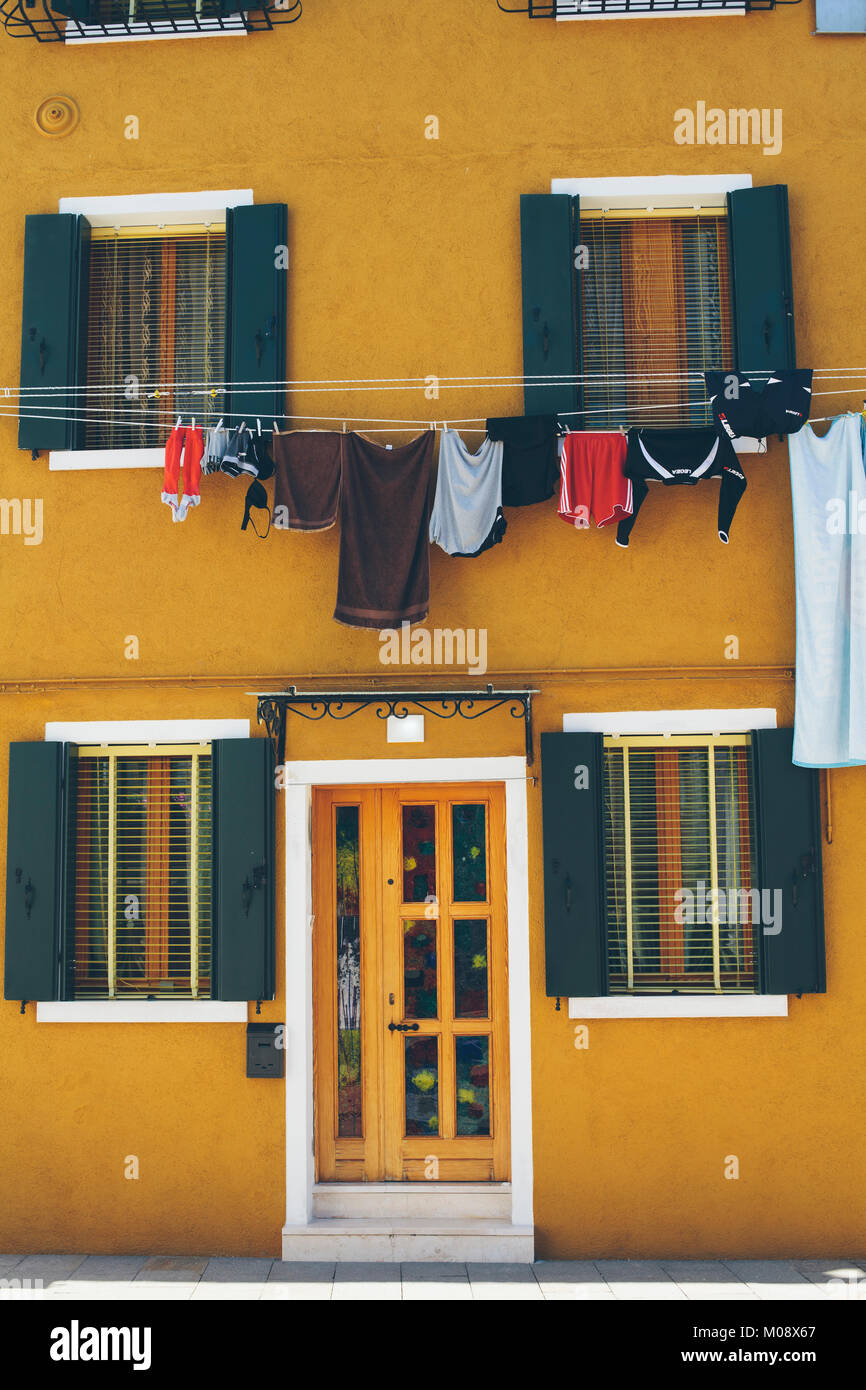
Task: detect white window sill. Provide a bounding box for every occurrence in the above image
[65,18,247,45]
[36,1002,248,1023]
[568,996,788,1019]
[50,448,165,472]
[556,2,746,19]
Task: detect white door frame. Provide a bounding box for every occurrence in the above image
[282,756,534,1232]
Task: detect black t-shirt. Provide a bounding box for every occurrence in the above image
[704,369,813,440]
[485,415,559,507]
[616,427,746,546]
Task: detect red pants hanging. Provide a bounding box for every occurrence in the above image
[162,425,204,522]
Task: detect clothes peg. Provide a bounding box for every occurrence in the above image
[191,417,195,432]
[215,417,224,432]
[175,415,182,429]
[256,418,262,436]
[272,421,280,435]
[342,422,347,433]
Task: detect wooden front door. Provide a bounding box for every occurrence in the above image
[313,783,509,1182]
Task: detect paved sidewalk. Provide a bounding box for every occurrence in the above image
[1,1255,865,1300]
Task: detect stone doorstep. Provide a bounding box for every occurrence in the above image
[281,1218,535,1263]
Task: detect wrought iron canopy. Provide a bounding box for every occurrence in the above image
[2,0,300,42]
[255,686,538,766]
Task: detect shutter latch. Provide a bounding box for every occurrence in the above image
[242,865,268,915]
[24,878,34,920]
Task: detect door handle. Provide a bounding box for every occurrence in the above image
[388,1022,420,1033]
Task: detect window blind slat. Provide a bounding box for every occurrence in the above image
[580,212,732,429]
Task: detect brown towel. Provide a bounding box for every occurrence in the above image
[272,431,343,531]
[334,431,435,629]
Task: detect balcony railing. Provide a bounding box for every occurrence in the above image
[1,0,301,41]
[497,0,783,14]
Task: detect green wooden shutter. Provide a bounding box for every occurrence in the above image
[727,185,795,373]
[520,193,581,422]
[4,742,72,1002]
[541,731,607,997]
[212,738,275,1001]
[19,213,90,453]
[225,203,288,426]
[751,728,825,995]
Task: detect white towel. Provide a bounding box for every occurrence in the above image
[789,413,866,766]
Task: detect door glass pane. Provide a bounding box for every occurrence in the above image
[452,804,487,902]
[405,1035,439,1137]
[403,920,438,1018]
[402,804,436,902]
[336,805,362,1138]
[454,919,489,1018]
[456,1036,490,1136]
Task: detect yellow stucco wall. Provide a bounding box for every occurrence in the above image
[0,2,864,1257]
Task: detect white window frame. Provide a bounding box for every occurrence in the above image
[48,189,253,473]
[552,173,765,453]
[36,716,250,1022]
[562,706,789,1019]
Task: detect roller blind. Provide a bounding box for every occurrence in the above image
[83,226,226,449]
[603,736,756,994]
[579,210,733,429]
[72,747,213,999]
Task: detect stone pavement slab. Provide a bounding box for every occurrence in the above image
[0,1256,856,1299]
[595,1260,686,1300]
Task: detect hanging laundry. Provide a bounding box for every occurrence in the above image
[789,413,866,767]
[161,423,203,523]
[705,369,813,440]
[272,431,343,531]
[559,431,631,529]
[242,432,275,537]
[615,427,747,547]
[430,429,506,557]
[202,422,229,475]
[220,426,256,478]
[485,414,559,507]
[334,431,435,629]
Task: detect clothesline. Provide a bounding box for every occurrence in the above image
[8,369,866,396]
[6,387,865,434]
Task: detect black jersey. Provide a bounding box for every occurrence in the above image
[704,369,813,440]
[615,427,746,547]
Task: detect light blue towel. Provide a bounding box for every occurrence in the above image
[789,413,866,767]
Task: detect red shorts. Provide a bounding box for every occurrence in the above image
[559,432,631,529]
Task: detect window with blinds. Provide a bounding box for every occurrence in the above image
[86,0,227,21]
[603,735,756,994]
[84,225,226,450]
[72,746,212,999]
[579,210,733,429]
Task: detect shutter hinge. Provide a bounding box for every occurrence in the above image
[555,996,561,1012]
[19,1000,27,1015]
